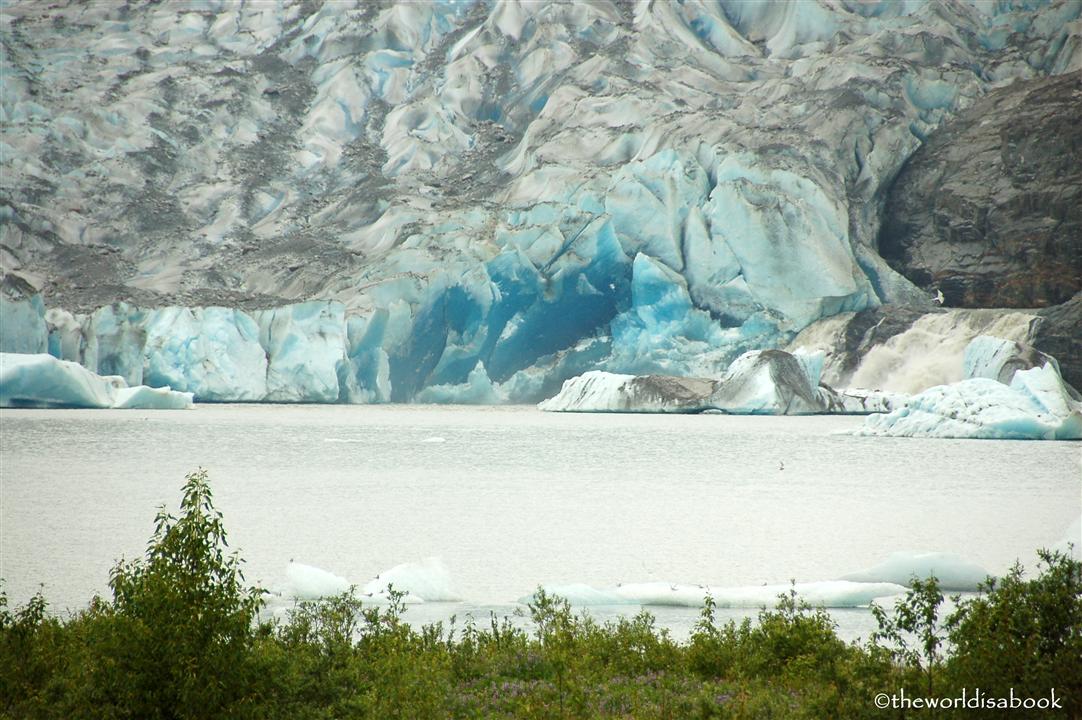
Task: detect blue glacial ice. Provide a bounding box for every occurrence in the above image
[0,0,1078,408]
[855,337,1082,440]
[0,352,193,409]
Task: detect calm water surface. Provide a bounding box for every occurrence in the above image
[2,404,1079,639]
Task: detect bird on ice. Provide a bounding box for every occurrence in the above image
[933,288,945,305]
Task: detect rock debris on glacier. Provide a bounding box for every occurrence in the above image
[0,0,1079,409]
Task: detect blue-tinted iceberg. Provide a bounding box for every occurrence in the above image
[855,363,1082,440]
[838,551,991,591]
[0,352,192,409]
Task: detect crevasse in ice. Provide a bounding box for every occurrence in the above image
[1,1,1078,406]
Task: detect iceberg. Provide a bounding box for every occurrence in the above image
[855,363,1082,440]
[362,557,461,603]
[0,352,192,409]
[520,580,906,609]
[706,349,825,415]
[284,561,351,601]
[539,348,902,415]
[838,552,991,591]
[537,371,716,413]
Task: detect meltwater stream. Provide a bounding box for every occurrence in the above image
[1,405,1078,641]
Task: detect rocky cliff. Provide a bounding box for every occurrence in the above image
[879,71,1082,309]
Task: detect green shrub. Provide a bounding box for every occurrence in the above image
[946,549,1082,718]
[2,471,1079,720]
[83,468,265,719]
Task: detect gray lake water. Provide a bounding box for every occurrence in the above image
[1,404,1079,640]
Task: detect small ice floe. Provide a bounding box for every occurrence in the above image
[520,580,905,608]
[838,551,991,591]
[363,557,461,602]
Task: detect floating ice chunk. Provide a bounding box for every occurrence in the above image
[521,580,906,608]
[838,552,991,591]
[420,436,447,443]
[285,561,351,600]
[817,386,907,414]
[538,370,715,413]
[708,349,823,415]
[522,584,628,606]
[0,353,192,409]
[363,557,461,602]
[1,352,117,408]
[540,350,901,415]
[856,364,1082,440]
[113,385,194,410]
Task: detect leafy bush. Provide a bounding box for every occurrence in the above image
[2,471,1078,720]
[946,549,1082,718]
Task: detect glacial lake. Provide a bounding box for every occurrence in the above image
[2,404,1078,641]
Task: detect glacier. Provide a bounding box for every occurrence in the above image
[0,352,193,409]
[1,1,1079,406]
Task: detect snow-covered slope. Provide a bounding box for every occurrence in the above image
[2,1,1079,403]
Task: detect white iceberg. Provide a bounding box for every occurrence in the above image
[284,561,352,600]
[0,352,193,409]
[362,557,461,602]
[538,371,716,413]
[706,349,825,415]
[855,364,1082,440]
[838,552,991,591]
[521,579,905,609]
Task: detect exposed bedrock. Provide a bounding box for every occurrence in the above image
[1034,292,1082,390]
[879,72,1082,309]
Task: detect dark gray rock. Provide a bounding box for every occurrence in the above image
[879,72,1082,308]
[1033,293,1082,392]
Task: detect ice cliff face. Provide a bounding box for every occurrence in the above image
[1,0,1079,403]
